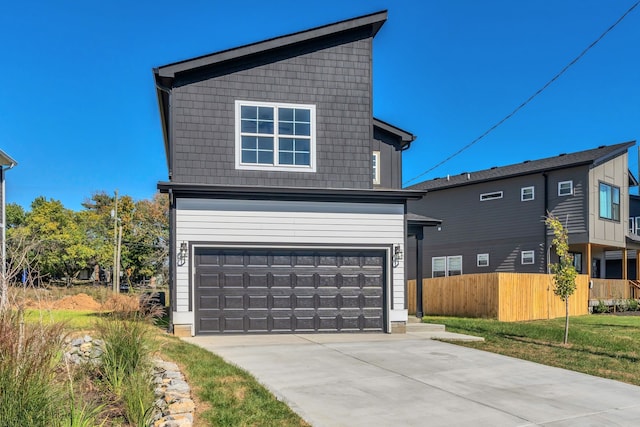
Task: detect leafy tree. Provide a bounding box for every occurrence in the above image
[5,203,26,229]
[25,198,95,284]
[545,212,578,344]
[3,193,169,292]
[127,193,169,282]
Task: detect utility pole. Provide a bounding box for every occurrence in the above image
[112,190,119,294]
[116,223,122,293]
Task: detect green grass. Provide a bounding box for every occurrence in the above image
[25,309,99,329]
[158,335,309,427]
[423,314,640,385]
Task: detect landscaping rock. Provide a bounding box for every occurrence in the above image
[64,338,195,427]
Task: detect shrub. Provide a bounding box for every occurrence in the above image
[593,300,609,314]
[627,299,639,312]
[615,299,628,312]
[0,309,67,426]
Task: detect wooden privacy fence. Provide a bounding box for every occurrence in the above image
[407,273,589,322]
[589,278,631,300]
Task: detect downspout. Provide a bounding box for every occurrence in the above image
[168,188,175,333]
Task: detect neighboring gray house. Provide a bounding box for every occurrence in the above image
[154,11,429,335]
[0,150,17,282]
[408,142,639,281]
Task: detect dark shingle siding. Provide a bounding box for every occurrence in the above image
[170,34,373,188]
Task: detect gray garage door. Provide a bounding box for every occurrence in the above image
[195,248,385,334]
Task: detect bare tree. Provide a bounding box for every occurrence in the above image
[0,231,43,311]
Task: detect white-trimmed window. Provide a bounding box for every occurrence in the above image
[372,151,380,184]
[477,253,489,267]
[432,257,446,277]
[521,250,535,265]
[599,182,620,221]
[235,100,316,172]
[432,255,463,277]
[558,180,573,196]
[480,191,503,201]
[521,186,535,201]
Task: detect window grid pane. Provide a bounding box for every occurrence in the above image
[238,102,314,169]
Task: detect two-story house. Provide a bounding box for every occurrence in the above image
[154,11,431,336]
[407,142,639,281]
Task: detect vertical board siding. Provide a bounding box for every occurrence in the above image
[176,198,405,313]
[408,273,589,321]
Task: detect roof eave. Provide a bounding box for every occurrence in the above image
[0,149,17,168]
[156,10,388,79]
[157,182,424,203]
[373,117,416,147]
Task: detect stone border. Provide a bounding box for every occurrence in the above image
[64,336,196,427]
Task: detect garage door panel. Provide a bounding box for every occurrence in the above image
[199,295,221,310]
[247,295,268,309]
[197,273,220,288]
[222,317,245,332]
[294,274,315,288]
[195,248,385,334]
[247,274,268,287]
[223,273,244,287]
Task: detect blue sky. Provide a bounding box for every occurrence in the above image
[2,0,639,210]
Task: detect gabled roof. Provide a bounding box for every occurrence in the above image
[373,118,416,149]
[409,141,636,191]
[0,149,17,168]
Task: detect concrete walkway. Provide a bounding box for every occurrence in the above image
[184,328,640,427]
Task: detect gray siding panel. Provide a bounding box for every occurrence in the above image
[170,31,373,189]
[546,166,588,239]
[408,173,553,279]
[372,127,402,189]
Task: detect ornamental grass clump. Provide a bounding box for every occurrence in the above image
[0,308,67,426]
[95,301,158,425]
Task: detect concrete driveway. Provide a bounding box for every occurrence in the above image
[184,330,640,427]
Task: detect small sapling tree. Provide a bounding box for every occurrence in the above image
[545,212,577,344]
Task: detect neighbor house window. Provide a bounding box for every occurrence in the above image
[432,256,462,277]
[477,253,489,267]
[432,257,446,278]
[599,182,620,221]
[521,250,535,265]
[480,191,503,201]
[372,151,380,184]
[570,252,582,273]
[558,180,573,196]
[521,186,535,201]
[235,100,316,172]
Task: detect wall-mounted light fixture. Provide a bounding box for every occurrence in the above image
[177,242,188,266]
[393,244,403,266]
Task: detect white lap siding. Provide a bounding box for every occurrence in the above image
[174,198,406,329]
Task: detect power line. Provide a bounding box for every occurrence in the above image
[403,0,640,187]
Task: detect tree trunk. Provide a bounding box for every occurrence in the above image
[564,297,570,344]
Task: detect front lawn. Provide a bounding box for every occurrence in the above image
[158,335,309,426]
[423,314,640,386]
